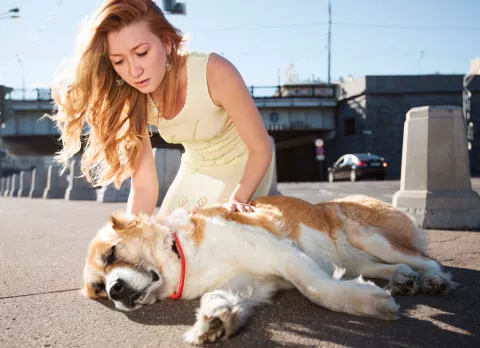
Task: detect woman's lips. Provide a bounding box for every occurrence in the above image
[135,78,149,87]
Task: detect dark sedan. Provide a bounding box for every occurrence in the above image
[328,153,387,182]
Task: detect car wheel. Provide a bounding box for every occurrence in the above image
[328,172,334,183]
[349,170,357,182]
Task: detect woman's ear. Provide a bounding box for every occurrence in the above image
[163,36,173,55]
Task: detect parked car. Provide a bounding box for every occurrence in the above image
[328,153,387,182]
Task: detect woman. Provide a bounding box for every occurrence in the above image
[51,0,274,216]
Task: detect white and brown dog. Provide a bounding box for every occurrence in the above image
[82,195,456,345]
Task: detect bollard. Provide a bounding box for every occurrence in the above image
[30,167,47,198]
[97,179,131,203]
[152,148,182,207]
[0,177,5,196]
[3,176,11,196]
[65,160,97,200]
[392,105,480,229]
[267,136,282,196]
[43,164,69,199]
[9,174,19,197]
[18,171,33,197]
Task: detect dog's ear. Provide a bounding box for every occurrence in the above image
[80,284,94,298]
[109,212,139,233]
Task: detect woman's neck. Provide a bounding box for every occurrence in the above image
[150,55,187,106]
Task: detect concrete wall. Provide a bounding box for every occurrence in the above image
[336,75,480,178]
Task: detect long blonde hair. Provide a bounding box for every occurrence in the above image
[50,0,183,188]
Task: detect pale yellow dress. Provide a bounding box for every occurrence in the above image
[147,52,274,215]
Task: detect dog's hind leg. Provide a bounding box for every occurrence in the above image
[354,261,422,296]
[184,275,278,345]
[348,229,457,295]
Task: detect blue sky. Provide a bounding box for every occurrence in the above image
[0,0,478,91]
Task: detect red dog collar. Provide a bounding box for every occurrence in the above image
[169,232,185,300]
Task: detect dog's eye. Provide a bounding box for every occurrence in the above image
[102,245,117,265]
[92,282,106,294]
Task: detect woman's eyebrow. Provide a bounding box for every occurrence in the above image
[109,43,150,57]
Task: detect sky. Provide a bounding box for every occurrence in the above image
[0,0,478,92]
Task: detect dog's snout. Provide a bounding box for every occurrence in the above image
[109,280,127,301]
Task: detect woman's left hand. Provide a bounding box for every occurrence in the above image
[223,200,255,213]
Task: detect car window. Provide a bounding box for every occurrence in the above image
[356,154,382,161]
[345,156,353,165]
[334,156,345,166]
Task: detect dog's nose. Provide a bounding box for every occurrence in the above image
[109,280,127,301]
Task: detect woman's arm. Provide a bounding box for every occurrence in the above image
[126,130,159,216]
[206,54,273,210]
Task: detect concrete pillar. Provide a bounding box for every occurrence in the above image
[65,160,97,200]
[9,174,19,197]
[43,164,68,199]
[18,171,33,197]
[392,105,480,229]
[96,179,131,203]
[30,167,47,198]
[268,136,282,196]
[152,148,182,206]
[0,177,5,196]
[3,176,11,196]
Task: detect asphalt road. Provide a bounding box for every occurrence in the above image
[1,180,479,348]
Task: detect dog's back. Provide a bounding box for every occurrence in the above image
[250,195,425,257]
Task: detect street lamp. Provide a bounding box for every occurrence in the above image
[16,54,26,99]
[163,0,186,15]
[0,7,20,20]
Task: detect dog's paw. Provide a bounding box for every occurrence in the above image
[184,307,240,345]
[421,272,458,295]
[387,269,422,296]
[343,277,401,320]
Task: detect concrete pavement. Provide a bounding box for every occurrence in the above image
[1,180,479,347]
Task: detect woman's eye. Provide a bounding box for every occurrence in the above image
[137,51,148,57]
[113,60,123,65]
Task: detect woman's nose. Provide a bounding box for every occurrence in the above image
[129,62,143,79]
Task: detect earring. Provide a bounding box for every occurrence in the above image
[116,75,125,86]
[166,54,172,72]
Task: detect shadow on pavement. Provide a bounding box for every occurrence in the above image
[89,265,479,347]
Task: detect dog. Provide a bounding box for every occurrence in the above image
[82,195,457,345]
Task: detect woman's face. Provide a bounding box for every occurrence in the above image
[107,20,170,93]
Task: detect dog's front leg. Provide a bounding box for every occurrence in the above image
[184,275,276,345]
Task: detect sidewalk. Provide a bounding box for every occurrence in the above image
[1,184,479,347]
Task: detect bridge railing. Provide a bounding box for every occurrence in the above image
[5,84,339,101]
[249,85,339,98]
[5,88,52,101]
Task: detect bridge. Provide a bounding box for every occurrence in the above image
[0,84,338,181]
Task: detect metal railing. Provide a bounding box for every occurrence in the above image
[5,88,52,101]
[248,85,339,98]
[5,85,339,101]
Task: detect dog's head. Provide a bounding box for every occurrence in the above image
[82,211,180,311]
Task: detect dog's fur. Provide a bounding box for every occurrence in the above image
[82,195,457,345]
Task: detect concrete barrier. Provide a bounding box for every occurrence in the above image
[18,171,33,197]
[43,164,69,199]
[65,160,97,201]
[3,176,11,196]
[96,179,131,203]
[30,167,47,198]
[392,105,480,229]
[9,174,19,197]
[152,148,182,206]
